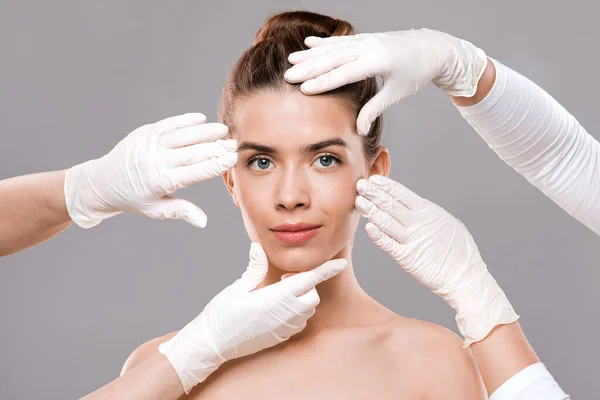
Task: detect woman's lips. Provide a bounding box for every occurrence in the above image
[270,223,322,244]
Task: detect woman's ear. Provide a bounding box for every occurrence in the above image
[369,146,391,177]
[222,169,240,207]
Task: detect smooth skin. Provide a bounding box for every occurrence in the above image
[1,113,237,257]
[0,170,72,256]
[81,354,184,400]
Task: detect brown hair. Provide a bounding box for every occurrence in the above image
[219,10,382,162]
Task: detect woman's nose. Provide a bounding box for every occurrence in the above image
[275,168,311,211]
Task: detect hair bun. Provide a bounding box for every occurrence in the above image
[254,10,354,46]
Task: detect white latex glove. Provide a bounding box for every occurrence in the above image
[355,175,518,346]
[284,29,487,135]
[65,113,237,228]
[158,243,348,393]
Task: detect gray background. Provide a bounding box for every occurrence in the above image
[1,1,598,398]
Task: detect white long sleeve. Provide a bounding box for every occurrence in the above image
[456,58,600,235]
[490,363,569,400]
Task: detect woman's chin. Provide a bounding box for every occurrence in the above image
[266,245,332,272]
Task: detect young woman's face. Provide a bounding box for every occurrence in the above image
[224,90,379,272]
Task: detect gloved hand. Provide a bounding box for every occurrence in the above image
[64,113,237,228]
[158,243,348,393]
[355,175,518,346]
[284,29,487,135]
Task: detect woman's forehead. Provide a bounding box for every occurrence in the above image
[233,90,357,145]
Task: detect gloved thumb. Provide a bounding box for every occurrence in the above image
[356,86,396,136]
[239,242,269,292]
[140,196,208,228]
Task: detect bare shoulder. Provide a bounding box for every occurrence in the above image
[120,331,179,377]
[379,317,486,399]
[375,316,464,353]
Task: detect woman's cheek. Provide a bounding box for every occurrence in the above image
[314,168,360,214]
[235,173,269,242]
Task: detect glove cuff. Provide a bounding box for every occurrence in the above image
[434,36,488,97]
[64,159,120,228]
[158,335,225,394]
[458,301,520,348]
[451,271,520,347]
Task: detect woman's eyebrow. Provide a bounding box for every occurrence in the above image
[237,141,276,154]
[303,138,348,152]
[237,138,348,154]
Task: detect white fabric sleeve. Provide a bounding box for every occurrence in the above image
[456,58,600,235]
[490,363,569,400]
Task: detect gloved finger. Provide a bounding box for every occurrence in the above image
[160,123,229,149]
[299,59,370,95]
[365,222,404,263]
[171,139,237,167]
[287,41,340,66]
[285,48,358,86]
[356,86,402,135]
[368,175,426,211]
[171,153,238,188]
[355,195,409,243]
[287,36,353,65]
[356,179,417,227]
[153,113,207,134]
[276,258,348,296]
[304,34,359,48]
[287,40,355,71]
[239,242,269,292]
[280,273,295,281]
[295,287,321,309]
[139,196,208,228]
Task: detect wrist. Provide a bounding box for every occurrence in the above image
[451,57,496,106]
[49,170,71,221]
[432,34,488,97]
[64,158,119,228]
[471,322,539,395]
[158,335,225,394]
[445,271,519,346]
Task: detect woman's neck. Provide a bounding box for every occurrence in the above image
[259,246,391,339]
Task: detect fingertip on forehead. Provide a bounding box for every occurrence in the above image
[304,36,322,45]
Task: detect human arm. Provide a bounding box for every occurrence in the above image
[114,243,347,395]
[81,353,184,400]
[0,170,71,256]
[0,113,238,257]
[454,57,600,235]
[473,323,569,399]
[80,243,347,398]
[354,175,569,398]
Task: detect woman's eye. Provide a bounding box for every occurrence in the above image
[313,155,339,168]
[250,157,273,170]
